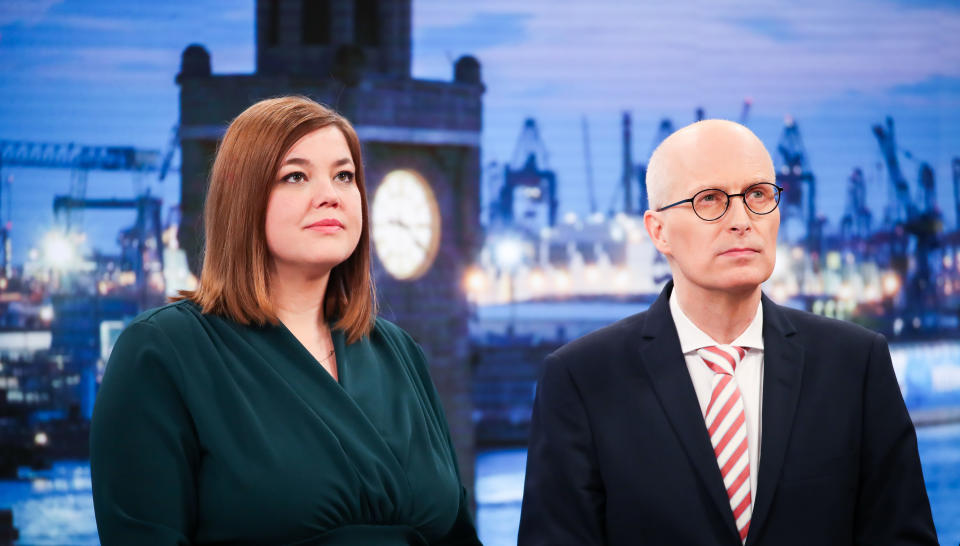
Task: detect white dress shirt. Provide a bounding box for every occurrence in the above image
[669,288,764,503]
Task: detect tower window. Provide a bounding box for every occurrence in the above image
[302,0,331,45]
[267,0,279,46]
[354,0,379,47]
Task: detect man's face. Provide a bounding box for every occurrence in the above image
[645,122,779,296]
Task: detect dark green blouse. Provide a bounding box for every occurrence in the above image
[90,300,480,545]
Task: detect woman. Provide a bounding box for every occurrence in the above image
[90,96,481,545]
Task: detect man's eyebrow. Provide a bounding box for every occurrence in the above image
[688,178,775,193]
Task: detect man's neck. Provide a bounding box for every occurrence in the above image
[673,281,761,345]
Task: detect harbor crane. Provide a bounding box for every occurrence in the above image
[841,168,872,240]
[954,158,960,230]
[495,118,558,229]
[776,116,820,256]
[872,116,941,316]
[0,139,171,293]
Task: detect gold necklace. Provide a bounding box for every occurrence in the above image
[317,349,335,366]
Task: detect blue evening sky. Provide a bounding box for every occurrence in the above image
[1,0,958,263]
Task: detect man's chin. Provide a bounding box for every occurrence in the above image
[712,272,770,293]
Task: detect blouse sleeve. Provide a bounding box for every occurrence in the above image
[406,339,482,546]
[90,320,200,545]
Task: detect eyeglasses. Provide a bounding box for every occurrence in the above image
[655,182,784,221]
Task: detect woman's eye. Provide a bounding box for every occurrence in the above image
[282,171,306,183]
[335,170,355,183]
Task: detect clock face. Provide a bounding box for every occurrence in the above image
[371,169,441,280]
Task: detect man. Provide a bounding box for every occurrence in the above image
[518,120,937,545]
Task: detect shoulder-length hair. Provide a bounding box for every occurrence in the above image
[177,96,376,343]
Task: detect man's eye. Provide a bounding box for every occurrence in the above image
[699,192,721,203]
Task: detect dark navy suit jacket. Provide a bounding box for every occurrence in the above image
[518,282,937,545]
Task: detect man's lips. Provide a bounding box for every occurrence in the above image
[719,247,760,257]
[305,219,344,230]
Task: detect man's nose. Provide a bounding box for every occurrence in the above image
[725,196,752,231]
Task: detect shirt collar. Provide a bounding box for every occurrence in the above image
[668,286,764,354]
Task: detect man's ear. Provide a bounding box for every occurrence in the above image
[644,210,671,256]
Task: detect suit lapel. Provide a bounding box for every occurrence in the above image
[638,283,740,541]
[745,296,804,545]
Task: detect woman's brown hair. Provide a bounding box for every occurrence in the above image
[177,96,376,342]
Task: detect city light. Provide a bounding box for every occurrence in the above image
[42,231,77,269]
[772,284,789,302]
[837,283,853,301]
[34,431,48,446]
[584,265,600,284]
[148,271,166,293]
[609,225,625,241]
[553,269,571,292]
[494,238,525,271]
[825,251,842,271]
[893,318,904,336]
[529,269,546,292]
[882,272,902,297]
[614,268,630,291]
[118,271,137,286]
[464,267,487,295]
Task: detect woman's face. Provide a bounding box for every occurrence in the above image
[265,126,363,276]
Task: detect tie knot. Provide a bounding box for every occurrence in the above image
[697,345,745,376]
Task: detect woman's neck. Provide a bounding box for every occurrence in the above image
[269,262,331,328]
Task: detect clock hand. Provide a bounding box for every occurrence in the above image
[385,218,427,251]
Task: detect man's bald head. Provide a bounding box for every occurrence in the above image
[642,118,780,299]
[645,120,775,210]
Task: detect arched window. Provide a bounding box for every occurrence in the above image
[302,0,331,45]
[354,0,379,47]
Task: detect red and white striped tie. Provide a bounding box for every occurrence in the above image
[698,345,751,542]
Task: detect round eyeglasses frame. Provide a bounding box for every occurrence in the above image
[655,182,784,221]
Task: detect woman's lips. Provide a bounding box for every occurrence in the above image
[305,219,344,232]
